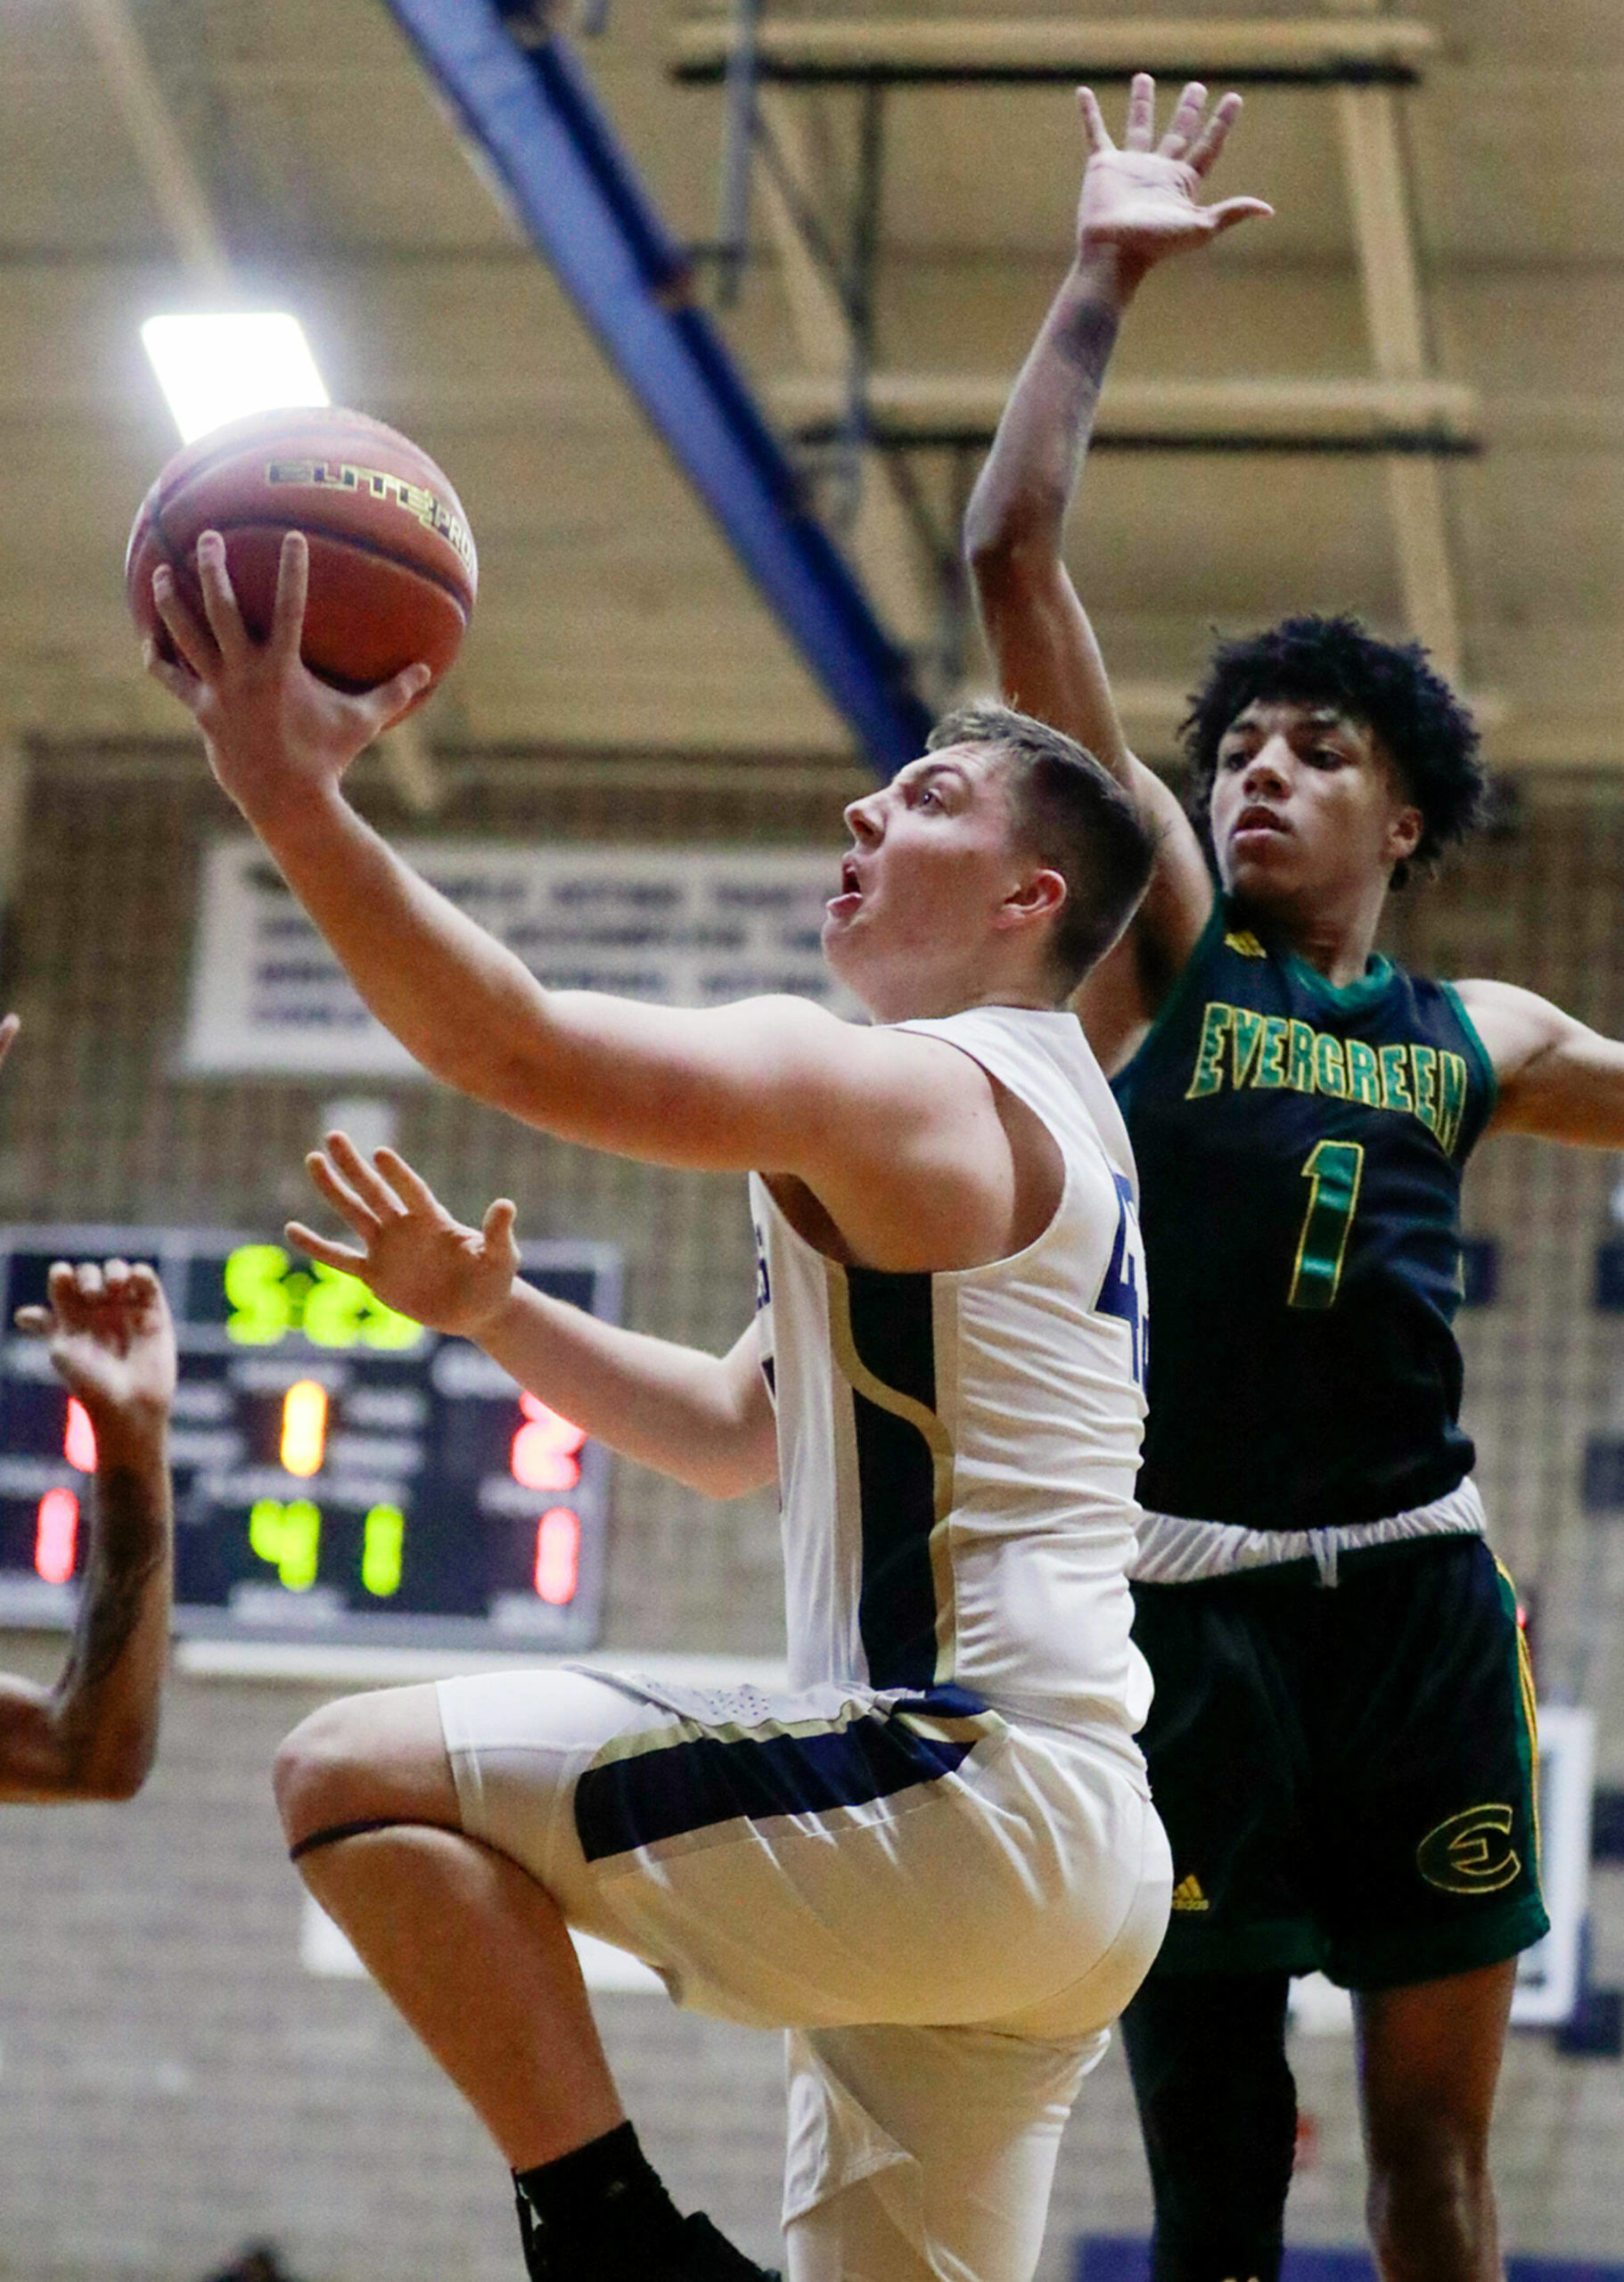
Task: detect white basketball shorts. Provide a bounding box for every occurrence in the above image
[437,1666,1170,2282]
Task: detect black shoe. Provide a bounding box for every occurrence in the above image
[665,2211,783,2280]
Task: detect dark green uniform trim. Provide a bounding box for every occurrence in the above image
[1438,977,1501,1125]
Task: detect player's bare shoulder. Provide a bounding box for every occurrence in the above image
[766,1012,1033,1275]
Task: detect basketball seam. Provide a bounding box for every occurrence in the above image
[151,508,472,619]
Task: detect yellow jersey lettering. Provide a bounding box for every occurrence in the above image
[1230,1007,1265,1089]
[1255,1015,1289,1089]
[1379,1044,1415,1114]
[1438,1052,1468,1153]
[1187,1002,1232,1099]
[1183,992,1468,1134]
[1224,930,1267,958]
[1412,1045,1439,1137]
[1286,1019,1316,1093]
[1314,1031,1348,1097]
[1345,1038,1382,1107]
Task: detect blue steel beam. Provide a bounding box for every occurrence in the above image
[377,0,933,773]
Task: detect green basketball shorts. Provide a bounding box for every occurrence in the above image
[1130,1531,1548,1990]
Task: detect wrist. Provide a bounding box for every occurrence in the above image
[84,1400,169,1467]
[467,1283,525,1347]
[231,766,352,850]
[1070,242,1148,309]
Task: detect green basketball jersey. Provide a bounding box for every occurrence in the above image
[1111,896,1497,1531]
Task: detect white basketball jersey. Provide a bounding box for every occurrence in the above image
[750,1005,1152,1736]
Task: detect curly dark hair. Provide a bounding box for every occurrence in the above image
[1182,614,1487,887]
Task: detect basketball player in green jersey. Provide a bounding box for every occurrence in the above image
[968,74,1624,2282]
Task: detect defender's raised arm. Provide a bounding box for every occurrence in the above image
[966,76,1270,1054]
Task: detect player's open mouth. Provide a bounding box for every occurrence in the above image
[1233,805,1288,844]
[826,856,864,915]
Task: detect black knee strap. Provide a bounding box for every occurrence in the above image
[1124,1971,1298,2282]
[288,1815,417,1863]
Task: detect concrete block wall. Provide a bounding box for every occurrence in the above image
[0,748,1621,2278]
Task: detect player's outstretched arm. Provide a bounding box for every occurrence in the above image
[143,532,987,1227]
[965,76,1270,1043]
[0,1262,176,1803]
[1460,979,1624,1145]
[289,1137,777,1499]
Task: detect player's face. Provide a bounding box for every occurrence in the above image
[1208,700,1423,914]
[824,745,1039,1016]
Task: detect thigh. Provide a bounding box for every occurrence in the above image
[1315,1540,1548,1991]
[1132,1574,1324,1977]
[786,2184,938,2282]
[1355,1958,1517,2168]
[451,1666,1160,2033]
[784,2021,1098,2282]
[436,1665,669,1951]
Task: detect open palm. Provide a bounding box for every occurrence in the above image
[287,1131,520,1338]
[1078,74,1271,272]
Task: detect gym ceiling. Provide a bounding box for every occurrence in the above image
[2,0,1620,777]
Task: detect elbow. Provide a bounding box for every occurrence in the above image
[964,517,1062,622]
[60,1721,159,1803]
[73,1746,155,1803]
[963,481,1063,589]
[681,1421,778,1502]
[683,1455,773,1502]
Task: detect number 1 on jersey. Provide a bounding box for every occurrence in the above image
[1289,1140,1365,1310]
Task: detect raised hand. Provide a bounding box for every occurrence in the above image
[1077,72,1272,276]
[15,1261,177,1432]
[144,529,431,829]
[288,1132,521,1338]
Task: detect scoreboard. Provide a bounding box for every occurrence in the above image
[0,1227,619,1650]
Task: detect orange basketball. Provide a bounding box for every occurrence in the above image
[126,406,477,712]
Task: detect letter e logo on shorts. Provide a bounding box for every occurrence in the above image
[1415,1802,1520,1896]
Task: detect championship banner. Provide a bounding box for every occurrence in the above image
[184,838,858,1076]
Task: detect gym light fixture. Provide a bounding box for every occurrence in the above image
[140,312,330,444]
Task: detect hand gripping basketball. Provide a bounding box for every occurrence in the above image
[127,406,477,701]
[145,528,432,825]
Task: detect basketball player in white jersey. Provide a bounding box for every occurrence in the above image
[145,534,1174,2282]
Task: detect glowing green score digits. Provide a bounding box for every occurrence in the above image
[250,1498,406,1598]
[225,1243,420,1350]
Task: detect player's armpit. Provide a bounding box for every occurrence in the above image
[1460,976,1624,1145]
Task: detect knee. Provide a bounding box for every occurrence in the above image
[273,1698,376,1848]
[1366,2129,1492,2278]
[1126,1982,1296,2282]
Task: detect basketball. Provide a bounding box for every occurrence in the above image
[125,406,477,710]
